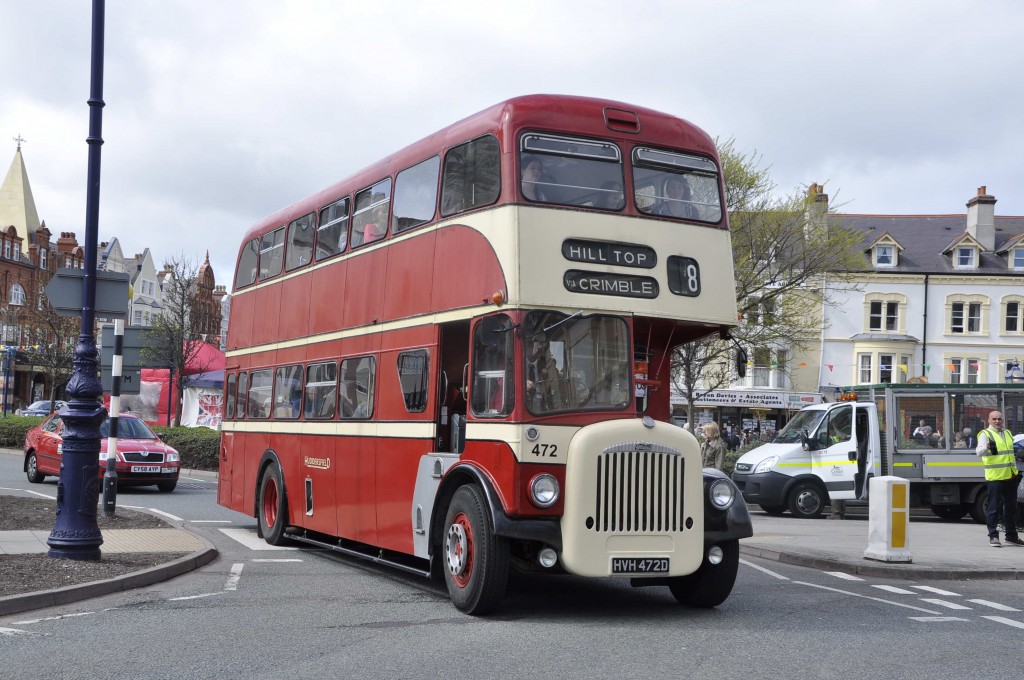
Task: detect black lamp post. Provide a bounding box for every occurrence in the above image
[47,0,107,560]
[1005,360,1024,384]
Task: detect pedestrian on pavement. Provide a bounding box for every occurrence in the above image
[976,410,1023,547]
[700,421,728,470]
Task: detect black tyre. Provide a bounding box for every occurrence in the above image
[930,505,966,521]
[668,539,740,608]
[968,489,989,524]
[759,504,786,516]
[25,451,44,484]
[157,480,177,493]
[787,481,825,519]
[442,485,509,615]
[257,463,289,545]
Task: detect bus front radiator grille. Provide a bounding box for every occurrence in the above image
[592,444,685,533]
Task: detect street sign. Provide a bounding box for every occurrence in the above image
[99,325,149,368]
[44,268,130,318]
[101,368,141,395]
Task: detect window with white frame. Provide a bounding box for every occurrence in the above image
[949,357,981,384]
[869,300,899,332]
[900,354,911,382]
[875,245,894,266]
[8,283,26,306]
[879,354,894,383]
[1013,248,1024,269]
[1005,298,1024,334]
[3,241,9,259]
[40,249,47,269]
[858,354,872,384]
[948,295,987,335]
[955,246,976,268]
[13,244,20,260]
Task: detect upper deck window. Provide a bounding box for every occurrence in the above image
[351,179,392,248]
[393,156,440,234]
[316,197,349,261]
[285,212,315,271]
[258,227,285,281]
[519,134,624,210]
[234,238,259,289]
[440,135,500,216]
[632,147,722,223]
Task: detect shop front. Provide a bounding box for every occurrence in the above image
[671,388,823,439]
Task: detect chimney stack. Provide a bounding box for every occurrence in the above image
[966,186,996,251]
[806,182,829,227]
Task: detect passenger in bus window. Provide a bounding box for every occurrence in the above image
[595,180,624,210]
[363,195,389,243]
[521,157,549,202]
[657,175,697,219]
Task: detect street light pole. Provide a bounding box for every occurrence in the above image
[47,0,107,560]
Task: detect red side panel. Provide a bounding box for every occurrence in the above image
[336,436,377,545]
[383,231,437,321]
[297,435,338,537]
[278,275,312,342]
[309,260,347,336]
[432,226,507,311]
[343,249,387,329]
[228,292,254,352]
[240,431,271,516]
[251,284,283,347]
[375,437,429,554]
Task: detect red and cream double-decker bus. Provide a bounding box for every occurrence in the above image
[219,94,752,614]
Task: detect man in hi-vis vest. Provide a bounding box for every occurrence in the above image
[975,410,1023,547]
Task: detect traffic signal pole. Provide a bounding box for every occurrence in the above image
[47,0,107,560]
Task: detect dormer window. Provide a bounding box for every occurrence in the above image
[875,245,895,267]
[1012,248,1024,270]
[955,246,976,269]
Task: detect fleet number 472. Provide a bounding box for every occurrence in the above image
[531,444,558,457]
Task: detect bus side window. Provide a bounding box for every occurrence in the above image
[304,361,337,420]
[340,356,375,419]
[440,135,500,217]
[236,372,248,420]
[274,365,303,419]
[285,212,315,271]
[258,227,285,281]
[248,369,273,419]
[316,198,349,261]
[235,239,259,290]
[470,314,514,417]
[397,350,430,412]
[225,373,237,420]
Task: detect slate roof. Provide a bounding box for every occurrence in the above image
[837,214,1024,274]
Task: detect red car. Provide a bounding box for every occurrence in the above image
[24,413,181,492]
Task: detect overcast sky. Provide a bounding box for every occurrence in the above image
[2,1,1023,288]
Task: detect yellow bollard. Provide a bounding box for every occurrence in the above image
[863,476,913,563]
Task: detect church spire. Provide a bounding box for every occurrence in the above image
[0,140,42,243]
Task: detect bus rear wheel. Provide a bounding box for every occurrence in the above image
[668,539,739,608]
[442,485,509,615]
[258,464,289,545]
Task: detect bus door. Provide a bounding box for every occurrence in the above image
[435,320,470,453]
[811,403,859,501]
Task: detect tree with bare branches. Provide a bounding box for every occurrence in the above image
[18,298,80,413]
[140,256,216,425]
[671,139,865,430]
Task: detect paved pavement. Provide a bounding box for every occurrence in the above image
[3,475,1022,616]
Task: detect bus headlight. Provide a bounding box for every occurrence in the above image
[708,479,735,510]
[753,455,779,474]
[529,474,560,508]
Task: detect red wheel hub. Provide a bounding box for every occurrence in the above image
[262,476,279,528]
[446,512,475,588]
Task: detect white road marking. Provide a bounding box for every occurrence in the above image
[0,487,57,499]
[224,562,244,591]
[982,616,1024,629]
[0,627,37,637]
[170,592,225,601]
[872,585,916,595]
[252,558,304,563]
[968,599,1021,612]
[219,527,299,551]
[824,571,864,581]
[739,559,789,580]
[918,598,972,610]
[190,520,232,523]
[120,504,145,509]
[908,616,969,623]
[13,611,98,625]
[912,585,961,596]
[794,581,943,614]
[148,508,184,521]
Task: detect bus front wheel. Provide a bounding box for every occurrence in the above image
[442,485,509,615]
[257,464,289,545]
[668,539,739,608]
